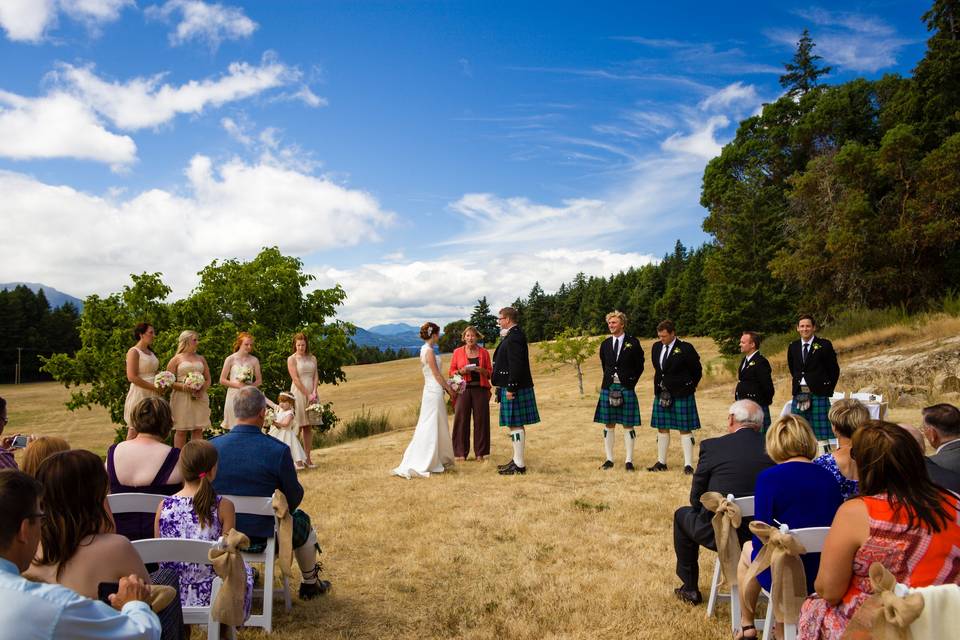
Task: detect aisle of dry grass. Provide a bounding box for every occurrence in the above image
[0,334,928,639]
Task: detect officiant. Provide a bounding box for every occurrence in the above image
[449,326,493,462]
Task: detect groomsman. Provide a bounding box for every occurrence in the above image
[593,311,644,471]
[648,320,702,474]
[787,315,840,441]
[492,307,540,475]
[734,331,775,431]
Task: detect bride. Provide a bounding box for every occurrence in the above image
[392,322,458,479]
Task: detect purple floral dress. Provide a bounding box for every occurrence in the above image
[158,495,254,618]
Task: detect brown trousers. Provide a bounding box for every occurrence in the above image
[452,386,491,458]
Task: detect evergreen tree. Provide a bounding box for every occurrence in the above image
[780,29,832,98]
[468,296,498,346]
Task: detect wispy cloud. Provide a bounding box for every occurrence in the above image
[0,0,132,42]
[145,0,257,50]
[458,57,473,78]
[613,36,783,76]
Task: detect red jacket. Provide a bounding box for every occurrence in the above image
[448,346,493,388]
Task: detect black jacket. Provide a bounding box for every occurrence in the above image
[491,325,534,391]
[787,336,840,397]
[735,352,775,407]
[599,334,644,390]
[651,338,702,398]
[689,427,774,512]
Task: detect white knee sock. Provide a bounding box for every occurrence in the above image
[295,529,318,581]
[511,428,525,467]
[623,428,635,463]
[681,434,695,468]
[657,433,670,464]
[603,427,615,461]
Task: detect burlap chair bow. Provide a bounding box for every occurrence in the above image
[208,527,250,627]
[841,563,924,640]
[147,584,177,613]
[700,491,743,587]
[744,521,808,625]
[272,489,295,581]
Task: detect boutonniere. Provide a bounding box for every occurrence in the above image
[624,343,633,349]
[812,343,821,351]
[749,360,756,366]
[673,347,681,355]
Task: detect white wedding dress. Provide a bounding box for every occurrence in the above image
[392,343,455,479]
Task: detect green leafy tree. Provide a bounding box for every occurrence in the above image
[780,29,832,98]
[438,320,469,353]
[42,248,353,429]
[537,328,601,396]
[469,297,498,346]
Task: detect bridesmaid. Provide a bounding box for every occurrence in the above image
[166,330,212,449]
[123,322,161,440]
[287,332,321,468]
[218,331,263,429]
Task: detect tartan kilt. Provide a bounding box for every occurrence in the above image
[594,384,641,426]
[760,405,772,434]
[650,394,701,431]
[499,387,541,427]
[791,395,833,440]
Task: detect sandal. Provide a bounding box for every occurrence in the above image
[734,625,757,640]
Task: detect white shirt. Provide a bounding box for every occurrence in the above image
[799,338,814,386]
[741,350,757,371]
[660,339,676,370]
[0,557,161,640]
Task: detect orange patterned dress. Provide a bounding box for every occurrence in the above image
[797,493,960,639]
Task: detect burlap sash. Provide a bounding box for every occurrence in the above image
[208,528,250,627]
[744,521,808,624]
[700,491,743,587]
[272,489,295,580]
[147,584,177,613]
[841,563,924,640]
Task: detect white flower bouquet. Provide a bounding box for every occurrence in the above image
[183,371,205,392]
[305,401,324,424]
[154,371,176,391]
[264,408,276,429]
[236,365,254,384]
[448,374,465,393]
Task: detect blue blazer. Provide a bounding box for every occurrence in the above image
[211,424,304,540]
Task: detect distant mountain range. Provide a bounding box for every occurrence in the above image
[0,282,84,311]
[352,324,421,352]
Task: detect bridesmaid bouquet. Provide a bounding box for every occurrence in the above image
[305,401,324,423]
[237,365,254,384]
[153,371,176,391]
[183,371,205,391]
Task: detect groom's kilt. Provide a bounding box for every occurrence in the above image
[650,394,701,431]
[594,384,641,426]
[499,387,540,427]
[791,394,832,440]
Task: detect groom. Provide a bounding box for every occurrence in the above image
[492,306,540,475]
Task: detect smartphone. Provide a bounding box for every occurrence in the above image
[11,435,29,449]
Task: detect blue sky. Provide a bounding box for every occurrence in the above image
[0,0,931,326]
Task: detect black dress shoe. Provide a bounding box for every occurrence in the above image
[673,586,703,605]
[497,460,514,470]
[600,459,614,470]
[498,460,526,475]
[625,462,635,472]
[647,461,668,472]
[683,465,694,475]
[299,579,332,600]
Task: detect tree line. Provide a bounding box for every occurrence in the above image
[0,286,80,383]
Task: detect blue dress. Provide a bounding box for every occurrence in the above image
[813,452,859,501]
[750,461,843,592]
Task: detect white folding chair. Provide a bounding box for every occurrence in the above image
[131,537,224,640]
[760,525,830,640]
[224,495,293,633]
[850,392,881,403]
[830,392,846,403]
[107,492,166,518]
[706,494,755,632]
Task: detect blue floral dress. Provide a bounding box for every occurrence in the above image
[158,495,254,617]
[813,453,859,500]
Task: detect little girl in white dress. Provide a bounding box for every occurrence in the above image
[267,392,308,469]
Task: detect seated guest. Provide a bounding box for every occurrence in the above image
[211,387,331,599]
[672,400,774,605]
[108,397,183,540]
[798,421,960,640]
[922,403,960,475]
[0,397,18,470]
[812,399,869,500]
[25,450,151,596]
[900,422,960,494]
[21,436,70,478]
[0,469,161,640]
[735,415,842,639]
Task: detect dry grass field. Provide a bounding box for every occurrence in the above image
[0,330,940,640]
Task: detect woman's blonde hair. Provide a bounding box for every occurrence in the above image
[21,436,70,478]
[461,325,484,341]
[765,414,818,463]
[828,399,870,439]
[175,330,198,355]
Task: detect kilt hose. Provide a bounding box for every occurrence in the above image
[498,387,540,428]
[593,384,641,426]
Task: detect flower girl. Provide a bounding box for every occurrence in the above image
[267,392,309,469]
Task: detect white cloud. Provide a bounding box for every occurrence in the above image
[661,115,729,160]
[146,0,257,49]
[55,55,296,130]
[698,81,759,112]
[0,0,131,42]
[0,90,136,166]
[0,156,395,296]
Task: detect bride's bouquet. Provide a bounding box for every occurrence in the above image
[447,374,465,394]
[153,371,176,391]
[183,371,205,392]
[236,365,254,384]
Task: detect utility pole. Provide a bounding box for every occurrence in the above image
[15,347,21,384]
